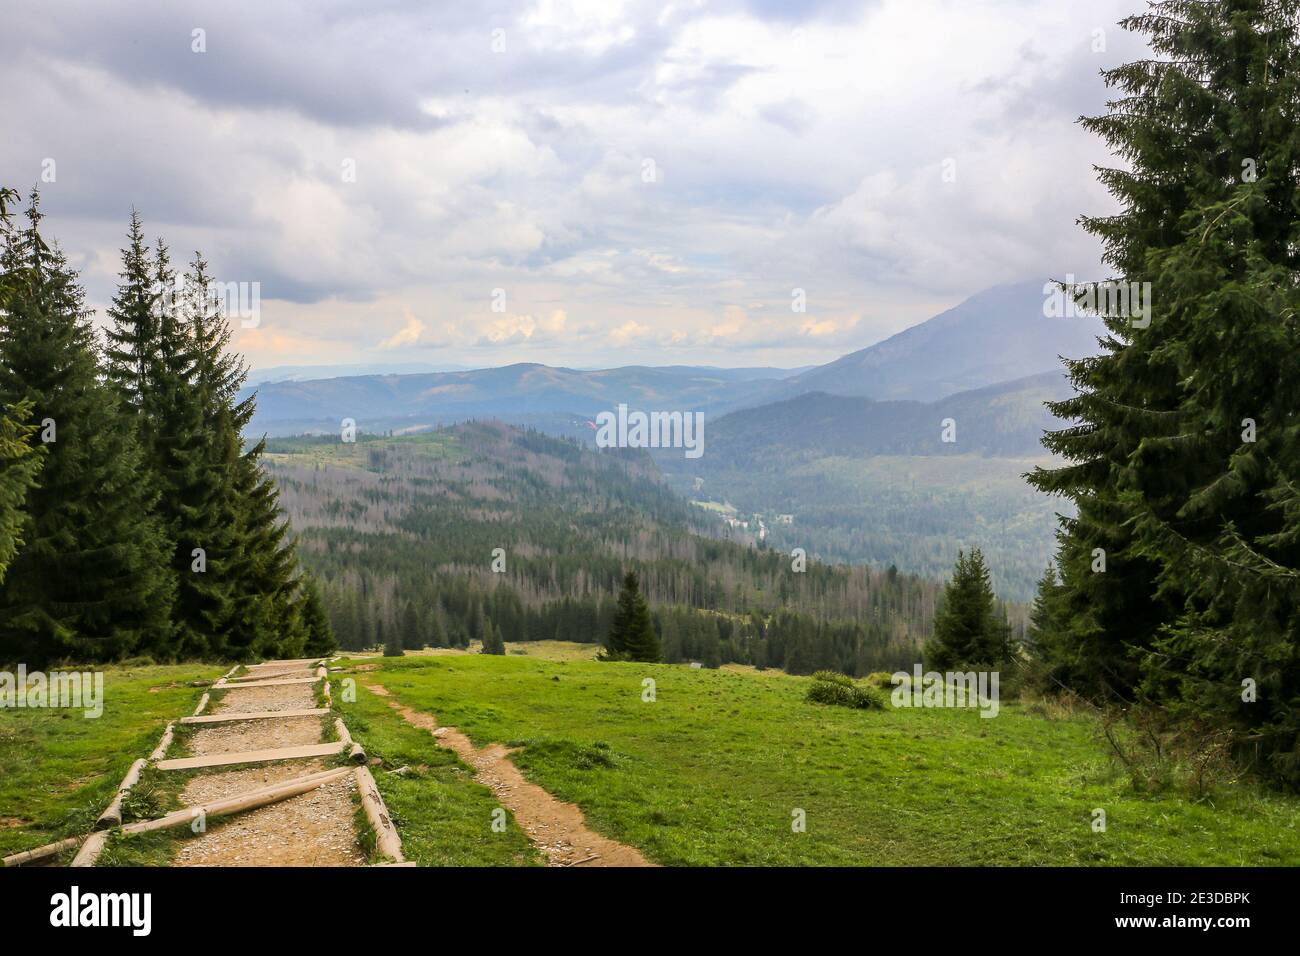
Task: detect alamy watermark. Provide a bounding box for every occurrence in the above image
[0,665,104,718]
[50,886,151,936]
[890,664,999,718]
[154,274,262,329]
[1043,275,1152,329]
[594,404,704,459]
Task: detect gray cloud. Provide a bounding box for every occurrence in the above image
[0,0,1150,369]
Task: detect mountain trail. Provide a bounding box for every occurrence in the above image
[366,681,655,867]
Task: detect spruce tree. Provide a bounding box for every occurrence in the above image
[0,400,42,583]
[0,190,43,583]
[428,608,447,648]
[481,620,506,655]
[103,210,158,417]
[1027,1,1300,780]
[1024,566,1071,692]
[0,194,174,664]
[171,252,244,658]
[184,251,311,662]
[605,571,661,663]
[299,576,336,656]
[227,446,308,659]
[382,616,402,657]
[466,599,483,645]
[401,601,422,649]
[141,240,211,656]
[923,548,1010,671]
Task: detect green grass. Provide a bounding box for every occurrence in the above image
[337,679,541,866]
[0,663,221,858]
[345,654,1300,866]
[264,430,468,471]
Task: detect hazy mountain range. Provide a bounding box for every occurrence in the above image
[243,280,1102,437]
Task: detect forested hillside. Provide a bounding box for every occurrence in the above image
[660,372,1075,599]
[264,423,981,674]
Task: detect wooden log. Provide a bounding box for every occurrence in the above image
[334,718,353,745]
[315,665,327,679]
[181,707,328,725]
[323,680,332,707]
[248,658,320,668]
[211,676,317,689]
[355,765,404,863]
[226,670,313,683]
[334,718,366,764]
[372,860,417,867]
[95,758,146,830]
[3,836,82,867]
[121,766,353,836]
[149,722,175,761]
[155,740,346,771]
[193,692,210,716]
[70,831,109,868]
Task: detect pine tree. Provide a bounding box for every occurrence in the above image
[428,607,447,648]
[0,194,174,664]
[0,190,43,584]
[0,400,42,583]
[924,548,1010,671]
[466,599,483,645]
[103,210,158,417]
[170,252,244,658]
[605,571,661,663]
[401,601,422,649]
[228,448,308,659]
[140,239,211,656]
[1027,1,1300,780]
[382,616,402,657]
[184,250,310,662]
[1024,566,1071,692]
[299,575,336,656]
[481,620,505,655]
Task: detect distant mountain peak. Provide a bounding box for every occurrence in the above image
[784,279,1104,402]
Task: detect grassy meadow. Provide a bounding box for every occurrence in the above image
[341,647,1300,866]
[6,649,1297,867]
[0,662,221,859]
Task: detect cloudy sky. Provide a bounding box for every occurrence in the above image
[1,0,1148,371]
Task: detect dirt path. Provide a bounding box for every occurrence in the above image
[170,661,366,867]
[367,682,654,867]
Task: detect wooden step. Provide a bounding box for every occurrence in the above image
[155,741,346,771]
[122,767,354,835]
[180,707,329,725]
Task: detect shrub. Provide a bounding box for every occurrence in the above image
[863,671,896,690]
[811,670,854,687]
[806,672,885,710]
[1100,706,1242,798]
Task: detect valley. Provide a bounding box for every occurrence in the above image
[265,423,956,675]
